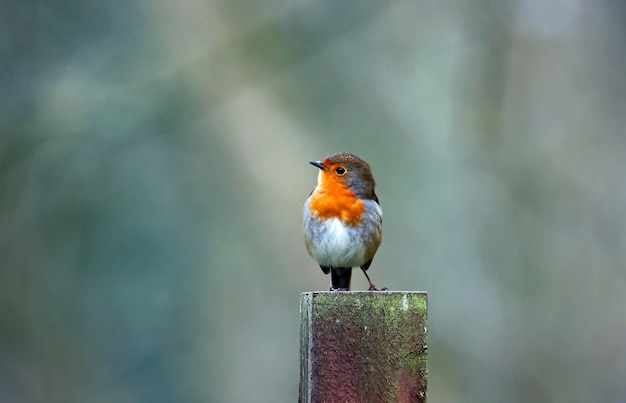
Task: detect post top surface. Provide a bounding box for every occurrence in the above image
[301,290,428,296]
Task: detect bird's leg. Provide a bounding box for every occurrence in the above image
[360,267,388,291]
[329,277,347,291]
[330,268,351,291]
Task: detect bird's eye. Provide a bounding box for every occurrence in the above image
[335,167,346,175]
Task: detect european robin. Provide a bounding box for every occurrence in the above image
[303,152,384,291]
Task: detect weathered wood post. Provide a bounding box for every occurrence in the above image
[299,291,428,403]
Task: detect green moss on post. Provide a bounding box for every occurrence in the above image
[300,291,428,403]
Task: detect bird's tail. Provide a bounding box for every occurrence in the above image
[331,267,352,290]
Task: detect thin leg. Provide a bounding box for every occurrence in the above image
[360,267,379,291]
[360,258,386,291]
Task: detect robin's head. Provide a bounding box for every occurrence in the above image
[309,152,377,201]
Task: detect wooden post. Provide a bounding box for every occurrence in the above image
[299,291,428,403]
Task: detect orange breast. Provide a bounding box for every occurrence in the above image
[307,176,365,226]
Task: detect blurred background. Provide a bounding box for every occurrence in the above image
[2,0,626,402]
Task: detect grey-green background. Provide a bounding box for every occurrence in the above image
[2,1,625,402]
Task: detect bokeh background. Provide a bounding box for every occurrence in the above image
[2,0,626,402]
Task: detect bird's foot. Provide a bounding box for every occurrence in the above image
[330,287,349,291]
[368,285,389,291]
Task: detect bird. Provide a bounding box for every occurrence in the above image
[303,152,384,291]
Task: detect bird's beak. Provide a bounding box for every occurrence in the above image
[309,160,328,170]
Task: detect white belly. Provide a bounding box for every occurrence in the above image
[306,217,366,267]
